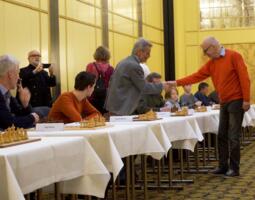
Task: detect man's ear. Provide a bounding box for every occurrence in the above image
[6,70,12,79]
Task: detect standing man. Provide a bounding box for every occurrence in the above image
[19,50,56,107]
[105,38,170,115]
[170,36,250,177]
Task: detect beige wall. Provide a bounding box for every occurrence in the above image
[0,0,165,93]
[174,0,255,103]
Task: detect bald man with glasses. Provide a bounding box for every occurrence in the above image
[169,36,250,177]
[19,50,56,109]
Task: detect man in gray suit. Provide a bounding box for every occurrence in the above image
[105,38,169,115]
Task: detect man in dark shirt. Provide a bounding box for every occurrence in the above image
[0,54,40,130]
[19,50,56,107]
[135,72,166,114]
[194,82,213,106]
[209,90,219,104]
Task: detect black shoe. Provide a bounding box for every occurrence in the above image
[224,169,239,177]
[211,167,228,175]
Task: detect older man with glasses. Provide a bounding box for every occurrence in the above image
[169,36,250,177]
[19,50,56,117]
[0,54,40,130]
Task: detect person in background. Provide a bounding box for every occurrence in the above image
[0,54,39,130]
[135,72,166,114]
[86,46,114,114]
[180,84,202,108]
[164,87,181,110]
[209,90,220,104]
[194,82,213,106]
[48,72,100,123]
[105,38,170,116]
[19,50,56,107]
[168,36,250,177]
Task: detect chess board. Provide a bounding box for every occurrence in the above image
[64,124,113,130]
[132,117,162,121]
[0,138,41,148]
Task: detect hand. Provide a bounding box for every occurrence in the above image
[166,81,177,88]
[18,86,31,108]
[31,113,40,123]
[160,107,171,112]
[33,63,43,74]
[242,101,250,112]
[49,64,54,76]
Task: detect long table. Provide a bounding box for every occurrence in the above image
[0,137,110,199]
[4,106,254,199]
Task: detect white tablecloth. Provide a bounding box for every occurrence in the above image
[0,137,110,199]
[28,124,168,180]
[243,107,255,127]
[109,113,212,151]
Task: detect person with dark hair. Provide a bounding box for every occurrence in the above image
[135,72,166,114]
[194,82,212,106]
[48,72,100,123]
[209,90,219,104]
[86,46,114,114]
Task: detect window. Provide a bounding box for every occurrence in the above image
[200,0,255,29]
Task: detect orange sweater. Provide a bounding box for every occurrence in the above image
[48,92,100,123]
[176,49,250,103]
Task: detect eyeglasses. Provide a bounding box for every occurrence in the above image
[29,54,41,58]
[203,45,212,54]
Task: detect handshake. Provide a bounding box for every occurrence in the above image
[162,81,177,91]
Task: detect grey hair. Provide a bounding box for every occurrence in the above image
[0,54,19,77]
[202,36,220,46]
[132,38,152,55]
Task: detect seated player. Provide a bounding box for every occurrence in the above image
[180,84,202,108]
[209,90,219,104]
[194,82,213,106]
[0,54,40,130]
[164,87,181,110]
[48,72,100,123]
[135,72,165,114]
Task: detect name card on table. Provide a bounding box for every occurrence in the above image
[36,123,64,131]
[156,112,170,118]
[206,106,212,111]
[110,116,134,122]
[188,109,195,115]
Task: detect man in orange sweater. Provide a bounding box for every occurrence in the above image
[170,36,250,177]
[49,72,100,123]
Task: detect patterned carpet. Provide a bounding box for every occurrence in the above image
[133,140,255,200]
[41,136,255,200]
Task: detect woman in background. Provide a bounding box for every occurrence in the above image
[86,46,114,114]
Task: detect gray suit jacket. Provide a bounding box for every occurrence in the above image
[105,55,163,115]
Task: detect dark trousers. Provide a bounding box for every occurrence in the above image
[218,99,244,172]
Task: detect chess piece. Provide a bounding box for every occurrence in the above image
[195,106,207,112]
[137,109,157,120]
[171,106,179,113]
[0,134,4,145]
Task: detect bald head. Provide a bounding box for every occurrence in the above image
[28,50,41,66]
[200,36,222,59]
